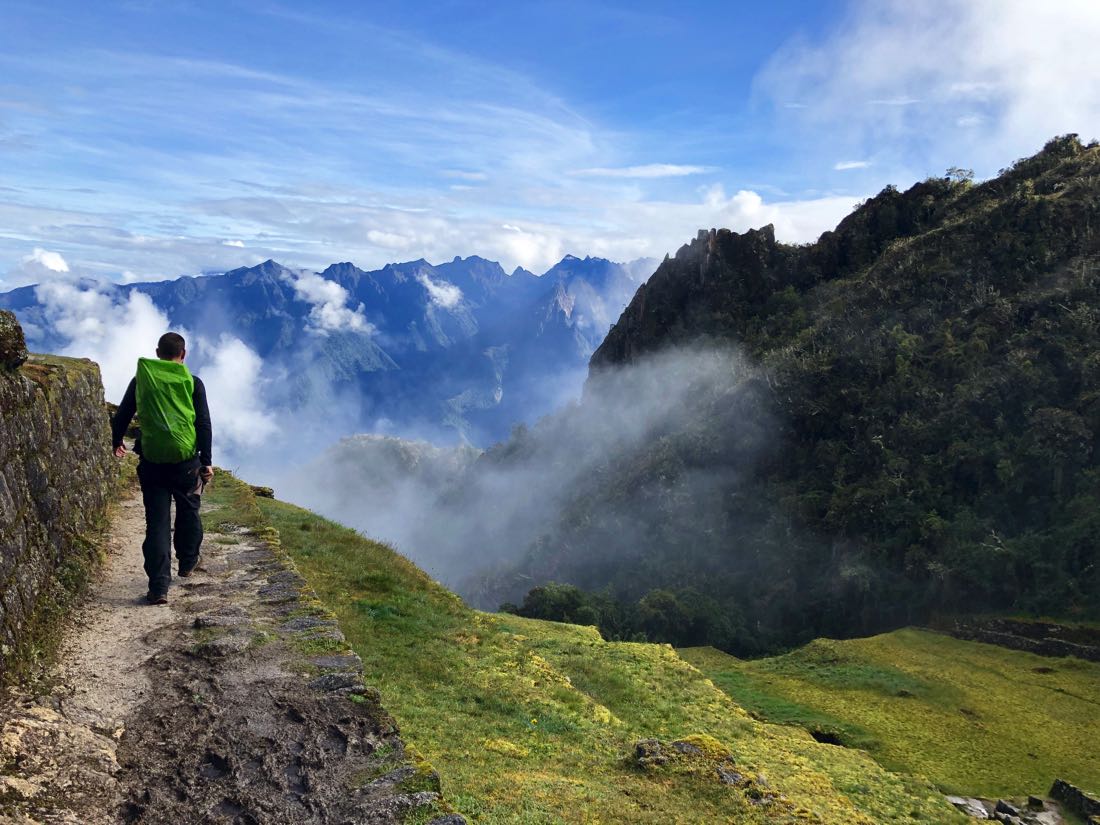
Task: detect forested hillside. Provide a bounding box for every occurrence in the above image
[489,136,1100,651]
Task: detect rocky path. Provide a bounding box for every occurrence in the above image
[0,489,454,824]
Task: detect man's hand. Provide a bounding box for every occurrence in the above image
[200,466,214,482]
[113,444,127,458]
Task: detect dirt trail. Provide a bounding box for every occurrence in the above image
[54,495,176,732]
[0,489,455,825]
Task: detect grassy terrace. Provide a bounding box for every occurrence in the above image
[202,473,962,824]
[681,630,1100,799]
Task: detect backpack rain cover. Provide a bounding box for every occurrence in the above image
[135,357,197,464]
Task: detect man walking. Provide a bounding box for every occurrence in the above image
[111,332,214,604]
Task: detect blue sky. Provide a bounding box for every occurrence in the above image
[2,0,1099,285]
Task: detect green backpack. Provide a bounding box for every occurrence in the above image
[135,357,197,464]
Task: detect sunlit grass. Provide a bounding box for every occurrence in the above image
[203,472,963,822]
[681,630,1100,798]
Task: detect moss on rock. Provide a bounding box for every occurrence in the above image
[0,344,117,684]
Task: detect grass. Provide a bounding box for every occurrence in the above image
[195,473,966,824]
[681,630,1100,799]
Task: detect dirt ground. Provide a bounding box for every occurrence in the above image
[0,490,455,824]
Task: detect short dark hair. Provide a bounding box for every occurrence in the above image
[156,332,186,360]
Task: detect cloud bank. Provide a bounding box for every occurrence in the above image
[193,334,279,453]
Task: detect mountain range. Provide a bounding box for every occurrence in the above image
[0,254,655,444]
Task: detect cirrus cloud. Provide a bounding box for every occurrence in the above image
[570,163,710,178]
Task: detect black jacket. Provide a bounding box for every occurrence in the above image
[111,373,213,466]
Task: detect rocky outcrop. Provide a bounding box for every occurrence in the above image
[946,794,1068,823]
[1050,779,1100,821]
[0,315,115,680]
[0,310,28,370]
[632,735,795,816]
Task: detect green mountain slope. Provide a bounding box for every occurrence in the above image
[204,473,963,823]
[681,629,1100,798]
[480,135,1100,651]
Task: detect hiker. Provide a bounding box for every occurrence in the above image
[110,332,214,605]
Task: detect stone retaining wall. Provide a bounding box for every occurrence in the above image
[0,310,115,679]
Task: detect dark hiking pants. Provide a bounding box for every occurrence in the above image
[137,455,203,597]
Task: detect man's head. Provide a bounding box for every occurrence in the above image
[156,332,186,362]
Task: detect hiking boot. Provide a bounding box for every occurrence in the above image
[145,592,168,605]
[178,555,202,578]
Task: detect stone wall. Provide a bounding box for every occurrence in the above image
[0,310,115,679]
[938,617,1100,663]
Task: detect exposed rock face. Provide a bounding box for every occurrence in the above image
[1050,779,1100,821]
[0,310,28,370]
[0,327,115,679]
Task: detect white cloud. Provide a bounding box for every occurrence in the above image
[283,270,374,335]
[867,97,922,107]
[35,279,173,402]
[367,229,415,250]
[118,269,179,284]
[571,164,709,179]
[834,160,871,170]
[191,334,278,453]
[222,239,245,247]
[758,0,1100,174]
[417,273,463,308]
[498,223,565,272]
[26,247,69,273]
[442,170,488,181]
[0,247,72,290]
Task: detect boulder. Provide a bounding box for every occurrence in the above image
[996,800,1021,817]
[947,796,990,819]
[633,738,667,767]
[0,310,29,370]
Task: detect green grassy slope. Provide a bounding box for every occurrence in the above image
[202,474,964,824]
[681,630,1100,798]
